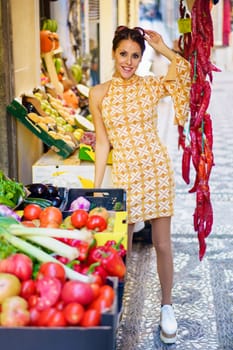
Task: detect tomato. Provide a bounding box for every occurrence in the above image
[28,294,39,308]
[0,253,33,281]
[37,262,66,283]
[90,283,101,300]
[86,215,107,232]
[29,306,41,326]
[99,285,115,305]
[61,280,94,306]
[39,206,63,226]
[20,279,36,300]
[40,221,61,228]
[63,302,85,325]
[35,277,62,311]
[37,307,67,327]
[55,300,65,311]
[23,204,42,220]
[80,308,101,327]
[71,209,89,229]
[0,273,21,303]
[0,296,30,327]
[21,220,37,227]
[88,296,111,313]
[89,207,109,221]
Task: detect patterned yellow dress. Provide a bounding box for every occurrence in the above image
[102,54,191,224]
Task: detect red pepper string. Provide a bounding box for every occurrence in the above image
[193,50,197,83]
[201,119,205,154]
[178,0,217,260]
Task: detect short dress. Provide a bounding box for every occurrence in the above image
[101,54,191,224]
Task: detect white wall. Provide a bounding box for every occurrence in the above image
[11,0,43,185]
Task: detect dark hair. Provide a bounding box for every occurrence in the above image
[112,26,146,55]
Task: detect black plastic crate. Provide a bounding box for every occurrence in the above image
[62,188,126,217]
[133,220,152,244]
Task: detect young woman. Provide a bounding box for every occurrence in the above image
[89,26,191,344]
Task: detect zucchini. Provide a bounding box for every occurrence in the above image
[23,197,53,208]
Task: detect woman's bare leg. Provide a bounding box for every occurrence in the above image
[151,217,173,305]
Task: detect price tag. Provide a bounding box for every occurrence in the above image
[178,18,192,34]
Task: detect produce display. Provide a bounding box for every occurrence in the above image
[0,171,27,208]
[0,183,127,329]
[178,0,218,260]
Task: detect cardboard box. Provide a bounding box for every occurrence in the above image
[0,278,119,350]
[32,150,113,188]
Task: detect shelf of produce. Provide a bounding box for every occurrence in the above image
[32,149,112,188]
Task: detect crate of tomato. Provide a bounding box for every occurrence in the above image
[62,188,128,250]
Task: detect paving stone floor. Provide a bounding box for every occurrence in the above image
[115,71,233,350]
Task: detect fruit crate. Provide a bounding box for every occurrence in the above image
[7,99,75,159]
[62,188,128,249]
[0,277,119,350]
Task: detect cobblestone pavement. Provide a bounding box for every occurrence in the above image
[116,71,233,350]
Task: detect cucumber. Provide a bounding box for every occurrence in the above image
[23,197,53,208]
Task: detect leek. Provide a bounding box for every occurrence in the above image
[10,224,93,243]
[24,235,79,260]
[1,232,93,283]
[0,216,94,283]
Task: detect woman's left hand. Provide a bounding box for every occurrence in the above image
[144,29,175,61]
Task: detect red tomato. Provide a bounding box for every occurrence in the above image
[63,302,85,325]
[20,279,36,300]
[37,307,67,327]
[28,294,39,308]
[29,307,41,326]
[21,220,37,227]
[40,221,60,228]
[0,253,33,281]
[61,280,94,306]
[71,209,89,229]
[47,309,67,327]
[37,262,66,283]
[23,204,42,220]
[99,285,115,305]
[55,300,65,311]
[86,215,107,232]
[35,277,62,311]
[39,206,63,226]
[80,308,101,327]
[90,283,101,300]
[88,296,112,313]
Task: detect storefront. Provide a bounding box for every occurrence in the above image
[0,0,232,186]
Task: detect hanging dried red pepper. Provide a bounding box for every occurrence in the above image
[178,0,220,260]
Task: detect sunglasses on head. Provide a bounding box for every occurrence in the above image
[115,26,145,37]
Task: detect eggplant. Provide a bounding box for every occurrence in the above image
[49,196,62,207]
[26,183,49,198]
[46,184,59,198]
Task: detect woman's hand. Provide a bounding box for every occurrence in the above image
[144,30,175,61]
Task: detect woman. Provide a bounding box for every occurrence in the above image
[89,26,191,344]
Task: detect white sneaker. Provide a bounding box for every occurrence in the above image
[133,221,145,233]
[160,305,178,344]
